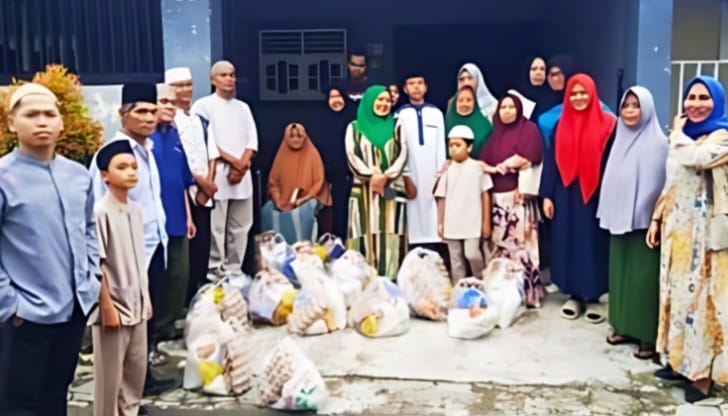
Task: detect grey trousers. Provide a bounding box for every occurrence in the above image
[93,323,147,416]
[446,238,485,284]
[209,198,253,278]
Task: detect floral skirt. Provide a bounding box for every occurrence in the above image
[484,191,543,307]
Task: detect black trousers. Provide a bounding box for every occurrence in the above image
[186,198,212,304]
[330,174,353,239]
[147,243,167,351]
[0,303,86,416]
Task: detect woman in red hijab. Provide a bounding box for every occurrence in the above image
[539,73,616,323]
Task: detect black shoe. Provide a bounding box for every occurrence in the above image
[138,405,150,415]
[684,383,712,403]
[143,375,177,397]
[654,365,688,385]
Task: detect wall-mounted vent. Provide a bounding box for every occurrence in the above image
[259,29,347,101]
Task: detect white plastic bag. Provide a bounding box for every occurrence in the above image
[447,279,497,339]
[257,232,299,286]
[329,250,375,308]
[397,248,452,321]
[287,256,347,335]
[447,307,498,339]
[482,258,526,328]
[348,278,410,338]
[183,286,235,391]
[256,337,327,411]
[247,270,297,326]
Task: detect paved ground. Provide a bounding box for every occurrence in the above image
[69,292,728,415]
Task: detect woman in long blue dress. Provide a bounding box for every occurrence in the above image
[540,73,616,323]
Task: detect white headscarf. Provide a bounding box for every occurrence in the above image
[458,63,498,120]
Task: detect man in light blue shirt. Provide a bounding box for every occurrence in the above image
[89,83,175,396]
[0,83,101,415]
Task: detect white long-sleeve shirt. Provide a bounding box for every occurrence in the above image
[191,94,259,200]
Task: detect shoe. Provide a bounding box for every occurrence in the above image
[684,382,713,403]
[143,375,177,397]
[148,349,170,367]
[654,365,688,385]
[138,405,150,415]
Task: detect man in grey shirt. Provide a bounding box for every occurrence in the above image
[0,83,101,414]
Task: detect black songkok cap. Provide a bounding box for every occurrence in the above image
[96,140,134,171]
[121,82,157,106]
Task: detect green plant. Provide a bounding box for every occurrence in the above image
[0,64,104,165]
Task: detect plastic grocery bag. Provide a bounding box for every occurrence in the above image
[256,232,299,286]
[247,270,297,326]
[183,285,235,391]
[348,278,410,338]
[287,256,347,335]
[329,250,375,308]
[482,258,526,328]
[447,278,497,339]
[397,248,452,321]
[318,232,347,260]
[256,337,327,411]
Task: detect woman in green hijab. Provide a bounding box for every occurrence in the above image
[345,85,409,277]
[446,86,493,157]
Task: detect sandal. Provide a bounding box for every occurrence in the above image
[584,302,606,324]
[560,299,583,320]
[606,333,638,346]
[633,343,657,360]
[684,381,715,404]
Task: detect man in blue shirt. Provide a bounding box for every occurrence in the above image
[151,84,195,341]
[0,83,101,415]
[89,83,175,396]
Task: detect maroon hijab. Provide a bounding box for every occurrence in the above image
[478,93,543,193]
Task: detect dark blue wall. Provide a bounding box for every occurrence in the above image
[213,0,633,177]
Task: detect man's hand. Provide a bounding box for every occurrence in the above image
[195,191,210,206]
[187,220,197,240]
[101,306,121,329]
[543,198,555,220]
[227,167,244,185]
[10,315,23,328]
[198,177,218,197]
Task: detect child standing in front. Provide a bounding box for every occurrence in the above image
[434,125,493,284]
[91,141,152,416]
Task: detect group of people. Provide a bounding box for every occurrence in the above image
[277,52,728,404]
[0,47,726,416]
[0,61,260,415]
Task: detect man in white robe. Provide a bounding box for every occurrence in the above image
[395,75,446,253]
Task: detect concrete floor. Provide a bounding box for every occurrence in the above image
[69,292,728,415]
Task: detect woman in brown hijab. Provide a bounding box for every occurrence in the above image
[264,123,333,242]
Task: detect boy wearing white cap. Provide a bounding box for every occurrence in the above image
[191,60,258,281]
[0,83,101,414]
[164,66,221,305]
[433,125,493,283]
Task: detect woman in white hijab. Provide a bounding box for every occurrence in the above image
[447,62,498,121]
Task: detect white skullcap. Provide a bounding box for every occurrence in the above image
[448,125,475,141]
[9,83,58,111]
[165,67,192,84]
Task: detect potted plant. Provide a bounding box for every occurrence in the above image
[0,64,104,166]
